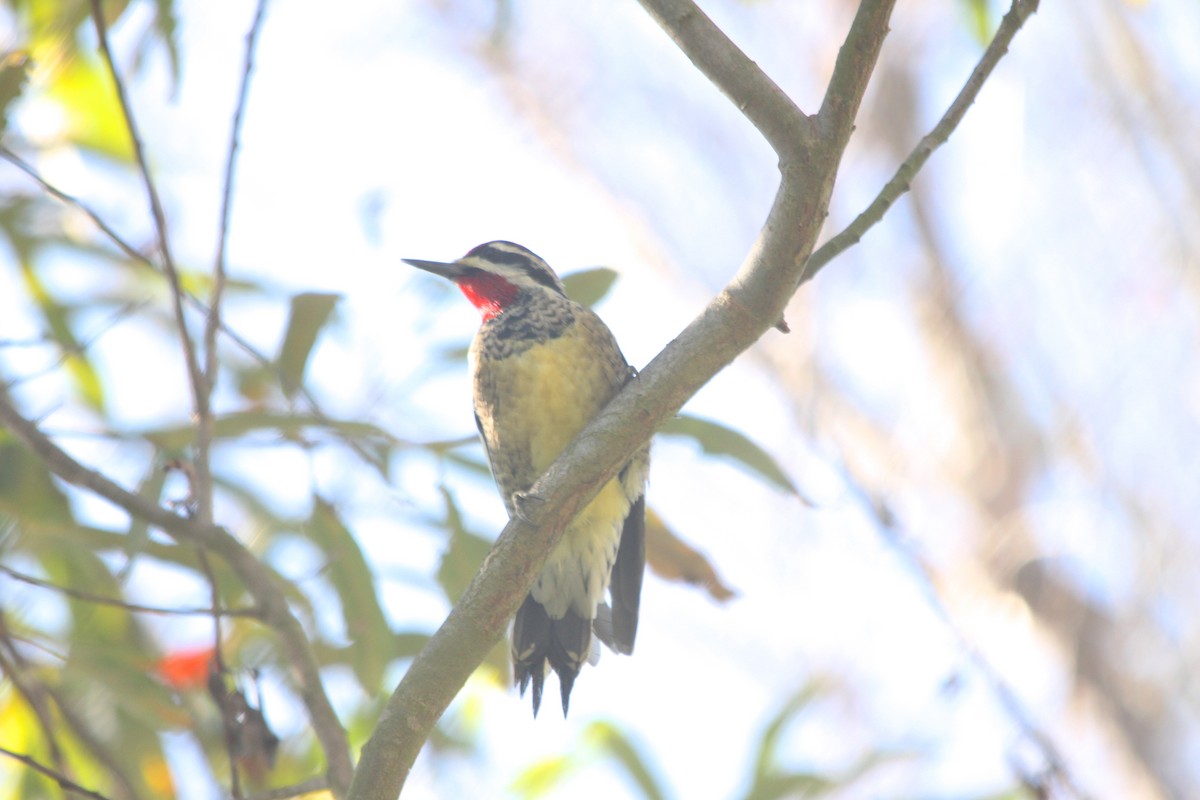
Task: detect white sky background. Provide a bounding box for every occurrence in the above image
[3,0,1200,798]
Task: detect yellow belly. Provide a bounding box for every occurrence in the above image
[472,317,632,619]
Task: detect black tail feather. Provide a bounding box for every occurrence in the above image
[607,494,646,654]
[512,595,590,717]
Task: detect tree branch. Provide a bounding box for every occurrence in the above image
[0,745,112,800]
[0,145,151,267]
[803,0,1041,283]
[635,0,815,153]
[0,563,260,617]
[208,0,267,389]
[351,2,896,797]
[0,382,354,797]
[89,0,215,523]
[200,0,270,533]
[839,471,1090,798]
[244,776,330,800]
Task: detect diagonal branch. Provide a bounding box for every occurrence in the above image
[635,0,814,154]
[0,563,260,617]
[0,746,112,800]
[840,470,1090,798]
[89,0,215,523]
[208,0,268,388]
[201,0,270,531]
[0,145,152,266]
[0,382,354,797]
[803,0,1041,284]
[351,2,897,798]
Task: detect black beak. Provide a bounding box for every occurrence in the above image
[402,258,465,281]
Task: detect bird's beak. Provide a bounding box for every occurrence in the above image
[402,258,465,281]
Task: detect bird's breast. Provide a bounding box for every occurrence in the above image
[472,307,629,499]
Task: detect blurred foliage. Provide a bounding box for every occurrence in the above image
[0,3,806,792]
[0,0,1132,797]
[511,719,669,800]
[278,292,340,400]
[658,414,799,496]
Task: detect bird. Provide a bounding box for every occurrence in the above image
[404,241,649,717]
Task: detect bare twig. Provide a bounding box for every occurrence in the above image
[209,0,269,384]
[634,0,814,153]
[0,563,260,617]
[0,383,354,795]
[2,300,150,390]
[803,0,1041,284]
[88,0,214,523]
[0,745,112,800]
[194,545,241,796]
[0,146,153,266]
[1,147,391,476]
[244,776,330,800]
[199,0,271,534]
[840,473,1091,799]
[0,613,67,772]
[44,678,147,800]
[0,610,145,799]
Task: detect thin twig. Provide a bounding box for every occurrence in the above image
[244,776,330,800]
[0,746,113,800]
[209,0,269,385]
[802,0,1041,284]
[0,614,67,773]
[0,562,260,618]
[199,0,271,537]
[0,383,354,794]
[1,149,390,474]
[194,544,241,797]
[635,0,812,154]
[840,470,1091,799]
[0,605,143,798]
[88,0,213,523]
[0,145,154,267]
[4,300,151,390]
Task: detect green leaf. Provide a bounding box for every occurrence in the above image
[739,683,855,800]
[443,449,493,480]
[433,489,513,680]
[277,292,340,398]
[0,438,75,526]
[148,0,182,88]
[45,54,132,161]
[562,267,618,308]
[138,410,395,451]
[511,720,669,799]
[305,498,391,692]
[658,414,797,495]
[117,461,169,580]
[0,51,31,136]
[510,754,578,798]
[585,721,668,800]
[961,0,994,45]
[435,488,492,604]
[745,773,835,800]
[19,259,107,413]
[751,683,822,783]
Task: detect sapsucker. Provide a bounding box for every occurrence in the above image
[404,241,650,717]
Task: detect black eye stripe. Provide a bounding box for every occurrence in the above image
[465,241,535,266]
[464,241,565,296]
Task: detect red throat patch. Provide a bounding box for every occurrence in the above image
[457,271,519,321]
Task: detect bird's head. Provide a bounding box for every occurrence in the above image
[403,241,567,321]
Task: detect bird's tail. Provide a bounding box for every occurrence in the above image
[512,595,591,717]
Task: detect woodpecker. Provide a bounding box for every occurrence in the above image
[404,241,649,717]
